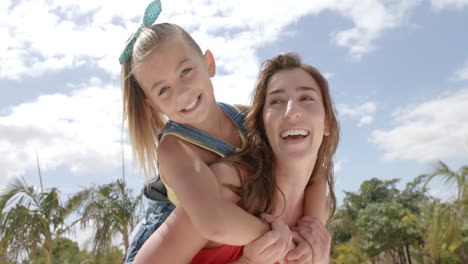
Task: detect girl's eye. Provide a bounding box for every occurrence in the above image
[270,99,283,105]
[181,68,192,77]
[159,86,169,96]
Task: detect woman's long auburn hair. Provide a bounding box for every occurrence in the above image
[237,53,340,222]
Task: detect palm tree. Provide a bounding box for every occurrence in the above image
[0,177,90,264]
[79,179,143,258]
[421,161,467,263]
[420,199,462,264]
[421,160,467,202]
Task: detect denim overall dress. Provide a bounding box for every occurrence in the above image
[125,102,247,263]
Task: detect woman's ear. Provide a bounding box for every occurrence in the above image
[324,121,330,136]
[204,49,216,77]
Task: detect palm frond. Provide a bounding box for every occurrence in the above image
[0,177,41,212]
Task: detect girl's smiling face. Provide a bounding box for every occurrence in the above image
[137,36,216,126]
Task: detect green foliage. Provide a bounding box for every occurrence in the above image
[331,243,370,264]
[328,209,353,245]
[356,202,407,257]
[0,177,70,263]
[0,176,141,264]
[439,243,462,264]
[420,161,467,263]
[330,161,467,263]
[91,246,124,264]
[18,238,123,264]
[421,161,467,202]
[30,237,89,264]
[331,177,429,263]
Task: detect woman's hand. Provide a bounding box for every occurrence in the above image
[292,216,331,264]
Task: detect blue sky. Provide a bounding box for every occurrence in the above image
[1,0,468,247]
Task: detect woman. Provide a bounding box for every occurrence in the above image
[136,52,340,264]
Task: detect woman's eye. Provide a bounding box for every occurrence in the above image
[271,99,282,105]
[181,68,192,77]
[301,96,314,101]
[159,86,169,96]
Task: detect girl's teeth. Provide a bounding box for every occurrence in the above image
[184,97,198,111]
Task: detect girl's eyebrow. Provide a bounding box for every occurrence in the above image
[150,58,193,90]
[268,86,318,95]
[151,80,164,91]
[177,58,192,68]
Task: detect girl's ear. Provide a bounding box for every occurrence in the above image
[144,98,160,112]
[203,49,216,77]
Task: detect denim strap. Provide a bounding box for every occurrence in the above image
[158,102,247,157]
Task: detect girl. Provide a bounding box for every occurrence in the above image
[135,53,339,264]
[121,1,335,262]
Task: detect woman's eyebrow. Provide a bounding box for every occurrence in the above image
[268,86,318,95]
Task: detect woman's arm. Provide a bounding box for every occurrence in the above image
[158,137,269,245]
[287,172,330,263]
[303,172,328,224]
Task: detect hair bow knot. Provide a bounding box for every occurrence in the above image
[119,0,162,65]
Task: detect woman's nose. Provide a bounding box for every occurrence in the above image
[285,101,302,120]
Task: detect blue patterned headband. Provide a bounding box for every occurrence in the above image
[119,0,162,65]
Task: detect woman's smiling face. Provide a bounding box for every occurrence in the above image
[262,67,330,162]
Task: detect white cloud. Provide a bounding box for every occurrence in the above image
[0,78,130,182]
[337,101,377,127]
[330,0,421,59]
[213,74,256,106]
[1,0,426,79]
[431,0,468,10]
[334,160,344,174]
[370,88,468,162]
[452,62,468,81]
[1,0,147,79]
[1,0,460,182]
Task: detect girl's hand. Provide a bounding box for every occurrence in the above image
[234,230,287,264]
[293,217,331,264]
[285,232,312,264]
[261,214,294,264]
[233,215,297,264]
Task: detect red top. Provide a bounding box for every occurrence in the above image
[190,245,243,264]
[190,244,281,264]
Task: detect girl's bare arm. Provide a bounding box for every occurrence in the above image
[134,207,207,264]
[135,161,250,262]
[158,137,269,245]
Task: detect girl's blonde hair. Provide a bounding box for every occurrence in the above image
[121,23,203,181]
[238,53,340,222]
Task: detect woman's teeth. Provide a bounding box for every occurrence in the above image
[281,129,309,139]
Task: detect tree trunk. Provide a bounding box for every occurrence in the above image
[405,244,412,264]
[43,238,52,264]
[123,226,129,259]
